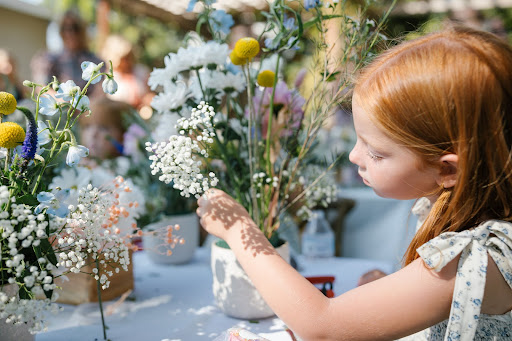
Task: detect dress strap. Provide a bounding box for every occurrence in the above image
[417,220,512,341]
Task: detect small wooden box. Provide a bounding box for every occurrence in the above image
[53,251,134,305]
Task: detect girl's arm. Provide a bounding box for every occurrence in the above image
[198,190,457,341]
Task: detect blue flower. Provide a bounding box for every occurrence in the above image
[285,37,300,51]
[55,80,80,102]
[210,10,234,35]
[187,0,198,12]
[38,95,60,116]
[283,16,297,31]
[37,121,51,146]
[304,0,320,11]
[187,0,216,12]
[35,190,69,218]
[264,37,280,51]
[102,76,118,95]
[81,61,103,84]
[71,95,90,112]
[66,145,89,166]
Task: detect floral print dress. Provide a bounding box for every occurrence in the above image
[398,198,512,340]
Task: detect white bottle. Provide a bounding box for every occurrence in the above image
[301,210,335,258]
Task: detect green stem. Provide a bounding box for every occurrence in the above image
[243,65,259,225]
[31,132,65,195]
[95,257,108,341]
[34,86,49,122]
[264,54,281,176]
[4,149,10,172]
[211,134,243,203]
[195,69,207,101]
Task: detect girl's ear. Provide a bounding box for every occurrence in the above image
[436,154,458,188]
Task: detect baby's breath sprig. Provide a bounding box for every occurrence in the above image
[146,102,219,199]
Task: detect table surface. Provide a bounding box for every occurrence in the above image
[36,247,393,341]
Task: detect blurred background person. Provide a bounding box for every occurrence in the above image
[100,35,153,114]
[0,49,26,101]
[31,10,104,97]
[79,97,130,164]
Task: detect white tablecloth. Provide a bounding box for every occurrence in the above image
[35,247,393,341]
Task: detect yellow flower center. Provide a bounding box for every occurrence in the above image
[257,70,275,87]
[0,122,25,149]
[233,38,260,59]
[229,50,247,66]
[0,92,17,115]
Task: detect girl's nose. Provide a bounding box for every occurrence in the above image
[349,141,363,168]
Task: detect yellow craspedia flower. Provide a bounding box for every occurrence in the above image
[0,92,17,115]
[233,38,260,59]
[257,70,275,87]
[0,122,25,149]
[229,50,247,66]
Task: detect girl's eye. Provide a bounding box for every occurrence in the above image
[366,150,383,161]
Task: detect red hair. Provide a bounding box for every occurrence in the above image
[354,26,512,266]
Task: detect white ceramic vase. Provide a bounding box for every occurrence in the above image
[143,213,199,264]
[211,240,290,319]
[0,284,35,341]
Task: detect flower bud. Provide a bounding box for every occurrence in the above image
[102,77,118,95]
[52,76,60,91]
[23,80,35,87]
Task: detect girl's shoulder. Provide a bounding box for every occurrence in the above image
[418,219,512,272]
[413,220,512,340]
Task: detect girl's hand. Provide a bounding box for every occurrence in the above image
[196,189,253,241]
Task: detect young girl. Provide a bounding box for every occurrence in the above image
[197,26,512,340]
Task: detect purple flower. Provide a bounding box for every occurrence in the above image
[123,123,147,162]
[251,81,305,137]
[294,68,307,88]
[16,107,38,161]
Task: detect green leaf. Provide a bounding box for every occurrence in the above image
[294,10,304,39]
[321,70,341,82]
[43,288,53,300]
[16,193,39,206]
[18,285,32,300]
[35,239,58,266]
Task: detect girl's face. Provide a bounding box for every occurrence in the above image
[349,99,440,201]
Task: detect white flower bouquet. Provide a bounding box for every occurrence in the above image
[146,0,392,244]
[93,112,197,228]
[0,61,140,339]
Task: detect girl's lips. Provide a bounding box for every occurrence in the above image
[358,171,370,185]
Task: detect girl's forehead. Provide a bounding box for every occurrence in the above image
[352,100,403,147]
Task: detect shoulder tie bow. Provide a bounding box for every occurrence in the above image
[417,220,512,341]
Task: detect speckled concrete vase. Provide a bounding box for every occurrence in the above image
[211,241,289,319]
